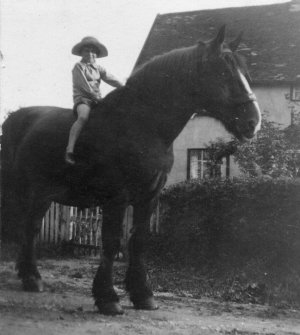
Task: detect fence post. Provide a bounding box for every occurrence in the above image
[121,206,133,260]
[0,199,1,258]
[155,202,160,233]
[54,203,59,244]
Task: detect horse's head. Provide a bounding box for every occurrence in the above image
[196,26,261,141]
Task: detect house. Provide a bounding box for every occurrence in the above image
[133,0,300,185]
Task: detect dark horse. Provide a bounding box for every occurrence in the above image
[1,27,261,315]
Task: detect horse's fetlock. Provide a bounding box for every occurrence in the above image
[17,261,40,279]
[129,288,154,307]
[125,266,147,290]
[22,276,44,292]
[92,287,119,303]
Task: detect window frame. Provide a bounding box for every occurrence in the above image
[187,148,230,180]
[290,82,300,102]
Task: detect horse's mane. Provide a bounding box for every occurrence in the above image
[125,41,249,98]
[126,44,201,99]
[130,45,199,78]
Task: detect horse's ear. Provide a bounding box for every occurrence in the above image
[209,25,226,55]
[216,25,226,43]
[201,25,226,62]
[229,32,243,52]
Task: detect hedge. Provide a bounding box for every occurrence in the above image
[149,177,300,274]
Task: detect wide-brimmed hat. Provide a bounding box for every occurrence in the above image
[71,36,108,58]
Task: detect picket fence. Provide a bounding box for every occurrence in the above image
[37,203,134,255]
[37,203,160,255]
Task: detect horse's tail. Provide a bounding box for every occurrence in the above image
[1,112,23,243]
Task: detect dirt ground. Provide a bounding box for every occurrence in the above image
[0,258,299,335]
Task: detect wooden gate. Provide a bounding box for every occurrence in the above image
[37,203,134,256]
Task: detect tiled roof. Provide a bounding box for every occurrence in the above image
[134,1,300,83]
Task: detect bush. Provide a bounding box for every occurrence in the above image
[206,113,300,178]
[150,177,300,274]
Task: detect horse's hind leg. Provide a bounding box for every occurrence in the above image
[16,192,51,292]
[92,200,126,315]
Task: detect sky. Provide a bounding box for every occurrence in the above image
[0,0,288,123]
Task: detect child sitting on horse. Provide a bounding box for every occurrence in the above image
[65,36,123,165]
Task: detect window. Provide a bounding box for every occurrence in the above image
[187,149,230,180]
[290,83,300,101]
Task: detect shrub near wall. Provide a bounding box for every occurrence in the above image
[152,178,300,275]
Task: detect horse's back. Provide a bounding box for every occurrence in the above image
[2,106,73,149]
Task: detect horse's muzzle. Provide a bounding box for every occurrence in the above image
[236,100,261,141]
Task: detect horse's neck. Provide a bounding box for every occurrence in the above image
[153,106,194,146]
[126,49,200,145]
[92,88,198,149]
[117,89,194,146]
[96,46,204,146]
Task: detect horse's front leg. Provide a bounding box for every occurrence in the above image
[92,200,126,315]
[125,199,158,310]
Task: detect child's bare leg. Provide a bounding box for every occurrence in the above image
[65,104,90,164]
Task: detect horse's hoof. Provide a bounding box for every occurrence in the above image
[133,297,159,310]
[22,277,44,292]
[96,302,124,315]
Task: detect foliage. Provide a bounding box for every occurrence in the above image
[206,112,300,178]
[147,178,300,306]
[150,178,300,276]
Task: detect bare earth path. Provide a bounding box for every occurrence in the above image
[0,259,299,335]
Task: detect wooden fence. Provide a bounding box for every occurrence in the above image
[37,203,134,255]
[37,203,160,254]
